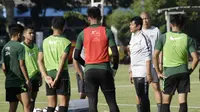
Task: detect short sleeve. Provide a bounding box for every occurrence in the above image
[64,43,71,54]
[155,34,166,51]
[106,28,117,47]
[188,37,197,53]
[18,45,25,60]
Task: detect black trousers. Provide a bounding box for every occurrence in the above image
[133,77,150,112]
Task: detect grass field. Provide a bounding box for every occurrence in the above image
[0,64,200,112]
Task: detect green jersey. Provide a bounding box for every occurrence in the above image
[155,31,196,77]
[21,42,40,79]
[40,35,71,78]
[1,41,25,88]
[75,24,117,73]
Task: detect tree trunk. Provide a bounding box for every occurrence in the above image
[4,0,15,25]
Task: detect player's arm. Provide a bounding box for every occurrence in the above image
[153,34,165,79]
[74,31,85,66]
[188,38,199,73]
[18,46,31,89]
[157,29,163,72]
[72,49,84,80]
[1,49,6,75]
[107,28,119,70]
[54,43,71,81]
[2,63,6,75]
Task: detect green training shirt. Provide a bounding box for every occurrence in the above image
[75,24,117,73]
[21,42,40,80]
[1,40,26,88]
[40,35,71,78]
[155,31,196,77]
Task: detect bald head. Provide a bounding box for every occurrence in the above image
[140,12,151,29]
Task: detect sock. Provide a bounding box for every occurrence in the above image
[47,107,55,112]
[137,104,142,112]
[162,104,170,112]
[59,106,68,112]
[179,103,188,112]
[157,103,162,112]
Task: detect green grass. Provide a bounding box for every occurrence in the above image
[0,64,200,112]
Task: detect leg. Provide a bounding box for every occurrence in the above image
[77,73,87,99]
[57,78,71,112]
[45,82,57,112]
[30,79,40,111]
[85,69,100,112]
[151,82,162,112]
[178,93,188,112]
[162,93,173,112]
[99,70,119,112]
[17,92,31,112]
[133,78,150,112]
[177,73,190,112]
[30,92,38,112]
[86,92,98,112]
[58,95,70,112]
[47,95,57,112]
[151,68,162,112]
[6,88,20,112]
[9,102,18,112]
[103,91,119,112]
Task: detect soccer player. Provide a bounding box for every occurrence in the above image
[129,16,152,112]
[21,26,42,111]
[153,14,199,112]
[38,17,71,112]
[74,7,120,112]
[140,12,162,112]
[1,24,31,112]
[72,48,86,99]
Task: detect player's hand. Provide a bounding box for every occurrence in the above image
[45,76,53,88]
[129,71,133,84]
[112,68,117,77]
[51,78,59,88]
[26,80,32,91]
[146,74,152,83]
[158,73,166,80]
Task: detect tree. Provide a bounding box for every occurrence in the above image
[0,0,15,25]
[106,8,134,45]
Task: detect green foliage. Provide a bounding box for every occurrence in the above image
[64,11,88,22]
[106,9,134,45]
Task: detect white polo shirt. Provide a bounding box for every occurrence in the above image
[142,26,161,56]
[129,31,151,77]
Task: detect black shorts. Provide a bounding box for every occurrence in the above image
[162,73,190,95]
[76,73,85,93]
[31,79,40,92]
[46,78,71,96]
[85,69,115,93]
[6,85,28,102]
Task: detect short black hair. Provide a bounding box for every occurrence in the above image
[8,24,24,37]
[130,16,143,30]
[87,6,101,20]
[170,14,185,28]
[24,25,34,33]
[51,17,65,30]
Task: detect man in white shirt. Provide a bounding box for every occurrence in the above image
[129,16,152,112]
[140,12,162,112]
